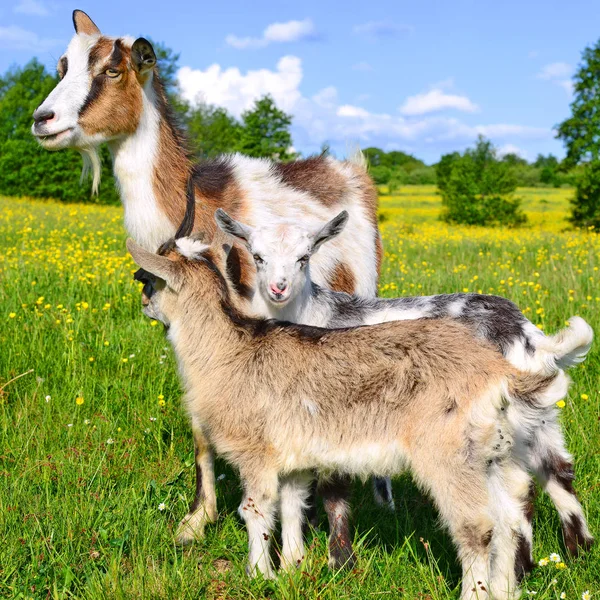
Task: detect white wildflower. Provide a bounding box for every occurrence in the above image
[549,553,561,563]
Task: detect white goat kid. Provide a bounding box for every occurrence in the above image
[215,208,595,566]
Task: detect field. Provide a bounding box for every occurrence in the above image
[0,187,598,600]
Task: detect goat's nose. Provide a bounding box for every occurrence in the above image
[273,281,287,293]
[33,109,55,126]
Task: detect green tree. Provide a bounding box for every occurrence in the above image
[570,162,600,229]
[0,60,118,203]
[556,40,600,226]
[187,103,242,158]
[436,136,526,227]
[148,39,189,121]
[236,95,295,160]
[557,42,600,166]
[363,146,385,167]
[501,153,528,167]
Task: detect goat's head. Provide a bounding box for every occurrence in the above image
[32,10,158,192]
[128,236,228,327]
[215,208,349,307]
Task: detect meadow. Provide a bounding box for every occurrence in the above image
[0,187,598,600]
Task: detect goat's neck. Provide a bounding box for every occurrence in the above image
[108,77,189,251]
[168,294,240,381]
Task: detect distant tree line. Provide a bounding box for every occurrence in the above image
[367,145,578,192]
[1,35,599,229]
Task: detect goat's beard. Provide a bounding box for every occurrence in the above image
[80,146,102,196]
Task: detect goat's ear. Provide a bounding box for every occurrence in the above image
[214,209,253,246]
[131,38,157,75]
[72,10,100,36]
[126,239,182,290]
[311,210,349,252]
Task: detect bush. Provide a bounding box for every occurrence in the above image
[403,166,436,185]
[570,161,600,229]
[436,136,527,227]
[369,165,392,185]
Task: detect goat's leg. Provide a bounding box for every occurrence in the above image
[411,454,495,599]
[372,476,395,510]
[303,476,319,531]
[486,461,533,599]
[176,424,217,544]
[527,413,593,556]
[239,470,279,579]
[318,474,356,570]
[279,471,312,569]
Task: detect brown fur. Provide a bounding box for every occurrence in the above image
[79,39,142,138]
[273,157,347,207]
[73,10,100,36]
[328,262,356,294]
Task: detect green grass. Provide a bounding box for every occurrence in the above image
[0,190,598,599]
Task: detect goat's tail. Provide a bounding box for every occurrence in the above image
[508,369,570,410]
[539,316,594,370]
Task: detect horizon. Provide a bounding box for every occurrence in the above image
[2,0,599,162]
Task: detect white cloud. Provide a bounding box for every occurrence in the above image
[312,86,338,108]
[13,0,50,16]
[353,21,413,38]
[0,24,61,50]
[537,62,572,80]
[352,61,373,72]
[178,56,303,117]
[337,105,371,118]
[399,88,479,116]
[497,143,528,159]
[559,79,574,95]
[537,62,573,96]
[177,56,550,155]
[226,18,318,49]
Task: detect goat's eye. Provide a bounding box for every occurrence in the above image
[105,68,120,78]
[298,254,309,265]
[252,254,264,265]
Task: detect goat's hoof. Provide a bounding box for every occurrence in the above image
[245,564,276,579]
[565,532,594,557]
[328,548,357,571]
[175,516,205,545]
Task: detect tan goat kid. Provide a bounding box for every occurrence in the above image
[128,237,568,600]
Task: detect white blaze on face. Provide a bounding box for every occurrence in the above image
[32,33,101,150]
[249,222,314,305]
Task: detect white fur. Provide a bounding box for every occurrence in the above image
[279,472,312,568]
[230,154,378,299]
[32,34,98,143]
[175,239,211,260]
[108,77,176,251]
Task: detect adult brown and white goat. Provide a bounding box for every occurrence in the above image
[32,9,387,533]
[128,237,569,599]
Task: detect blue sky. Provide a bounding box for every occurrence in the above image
[2,0,600,163]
